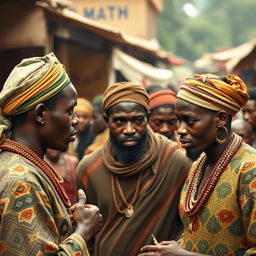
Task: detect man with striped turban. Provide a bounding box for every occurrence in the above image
[0,53,102,255]
[76,81,191,256]
[140,74,256,255]
[147,87,178,140]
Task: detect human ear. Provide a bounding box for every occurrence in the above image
[216,111,229,127]
[34,103,47,125]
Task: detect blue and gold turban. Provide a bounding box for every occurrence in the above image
[177,74,249,116]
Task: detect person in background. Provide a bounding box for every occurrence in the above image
[68,97,95,160]
[148,88,178,141]
[45,149,78,204]
[242,87,256,147]
[147,86,200,160]
[231,118,255,146]
[84,94,108,155]
[140,74,256,255]
[0,53,102,255]
[76,82,191,256]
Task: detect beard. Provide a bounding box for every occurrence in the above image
[109,130,148,163]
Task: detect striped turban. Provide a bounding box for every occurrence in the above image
[0,52,71,141]
[149,89,177,110]
[177,74,249,115]
[74,98,93,116]
[102,82,150,112]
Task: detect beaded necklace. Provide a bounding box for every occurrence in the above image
[111,172,142,218]
[0,139,71,208]
[184,134,242,219]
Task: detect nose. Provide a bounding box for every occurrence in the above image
[123,121,136,135]
[72,112,79,126]
[177,122,187,135]
[159,123,170,133]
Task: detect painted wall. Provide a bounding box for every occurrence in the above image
[70,0,162,39]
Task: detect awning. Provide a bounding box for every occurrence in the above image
[211,38,256,73]
[111,48,173,86]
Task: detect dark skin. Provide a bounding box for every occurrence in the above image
[231,119,255,146]
[140,98,232,256]
[242,100,256,129]
[104,102,148,147]
[92,105,107,135]
[149,107,177,140]
[10,83,102,242]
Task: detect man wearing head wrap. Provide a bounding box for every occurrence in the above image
[68,97,95,160]
[76,81,191,256]
[0,53,102,256]
[84,94,109,155]
[140,74,256,256]
[147,87,178,140]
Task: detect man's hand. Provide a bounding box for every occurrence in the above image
[71,189,102,242]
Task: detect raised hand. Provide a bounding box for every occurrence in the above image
[71,189,103,242]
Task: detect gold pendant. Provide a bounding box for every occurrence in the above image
[124,206,134,218]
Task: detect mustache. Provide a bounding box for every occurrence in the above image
[118,135,141,143]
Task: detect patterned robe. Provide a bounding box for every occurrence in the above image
[179,142,256,255]
[0,150,89,255]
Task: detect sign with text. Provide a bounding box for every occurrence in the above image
[84,5,128,20]
[71,0,156,39]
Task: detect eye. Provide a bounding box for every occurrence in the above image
[135,117,145,124]
[154,120,162,126]
[187,118,196,126]
[113,117,124,125]
[168,119,178,126]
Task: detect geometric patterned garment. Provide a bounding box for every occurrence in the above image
[0,150,89,256]
[179,142,256,256]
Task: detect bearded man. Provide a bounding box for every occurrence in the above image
[76,82,191,256]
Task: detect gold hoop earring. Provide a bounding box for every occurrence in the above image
[216,126,228,144]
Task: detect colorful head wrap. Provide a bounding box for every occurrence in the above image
[102,82,150,112]
[177,74,249,115]
[0,52,71,141]
[74,98,93,116]
[149,89,177,110]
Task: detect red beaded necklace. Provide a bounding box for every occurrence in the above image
[0,139,71,208]
[184,134,242,218]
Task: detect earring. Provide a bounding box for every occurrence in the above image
[41,120,44,125]
[216,125,228,144]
